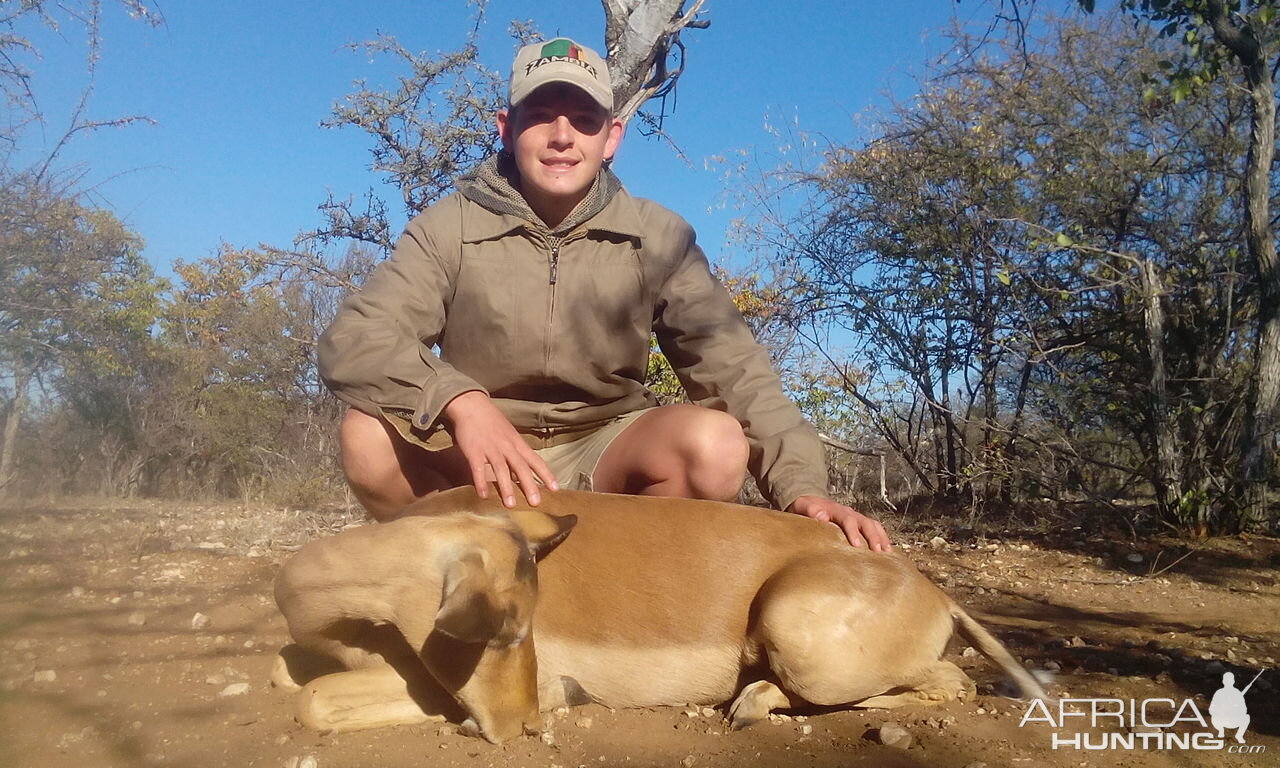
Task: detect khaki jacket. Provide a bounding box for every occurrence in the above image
[317,187,829,510]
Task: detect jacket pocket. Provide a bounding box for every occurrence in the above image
[553,244,650,387]
[441,248,533,390]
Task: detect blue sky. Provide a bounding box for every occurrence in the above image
[14,1,1034,276]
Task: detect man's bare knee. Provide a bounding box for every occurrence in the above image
[594,405,749,501]
[338,409,452,521]
[339,411,395,487]
[681,408,749,501]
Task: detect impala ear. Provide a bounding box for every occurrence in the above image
[434,552,503,643]
[505,510,577,560]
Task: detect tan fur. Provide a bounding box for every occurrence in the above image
[273,487,1046,737]
[274,507,574,742]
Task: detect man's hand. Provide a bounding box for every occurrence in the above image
[787,495,892,552]
[442,391,559,507]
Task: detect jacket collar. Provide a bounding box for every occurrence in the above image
[460,187,645,243]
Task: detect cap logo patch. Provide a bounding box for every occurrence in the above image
[541,39,580,59]
[525,38,598,79]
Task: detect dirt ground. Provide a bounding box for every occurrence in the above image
[1,497,1276,768]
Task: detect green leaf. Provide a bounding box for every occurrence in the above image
[996,269,1012,286]
[1055,232,1075,247]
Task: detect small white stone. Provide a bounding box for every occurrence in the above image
[575,716,593,729]
[879,722,912,749]
[800,724,813,735]
[127,612,147,626]
[700,707,715,718]
[962,646,978,658]
[191,612,211,630]
[70,586,86,597]
[33,670,56,683]
[929,536,948,550]
[539,730,556,746]
[218,682,251,697]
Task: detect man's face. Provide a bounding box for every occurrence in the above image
[497,83,624,225]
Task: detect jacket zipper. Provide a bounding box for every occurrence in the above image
[544,237,561,383]
[542,231,585,384]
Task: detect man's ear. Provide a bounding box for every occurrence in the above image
[496,108,513,152]
[603,117,625,161]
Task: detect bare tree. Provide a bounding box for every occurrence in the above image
[1,0,161,152]
[604,0,710,125]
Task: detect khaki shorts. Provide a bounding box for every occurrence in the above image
[533,409,651,491]
[408,407,652,492]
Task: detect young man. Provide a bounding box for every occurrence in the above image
[318,38,890,550]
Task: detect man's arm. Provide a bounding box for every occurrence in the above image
[318,198,483,431]
[650,218,826,510]
[648,211,891,548]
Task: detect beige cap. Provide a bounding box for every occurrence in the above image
[510,38,613,112]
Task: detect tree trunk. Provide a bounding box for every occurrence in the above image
[0,367,32,498]
[1000,358,1036,505]
[602,0,708,124]
[1239,60,1279,530]
[1206,8,1280,530]
[1139,259,1185,528]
